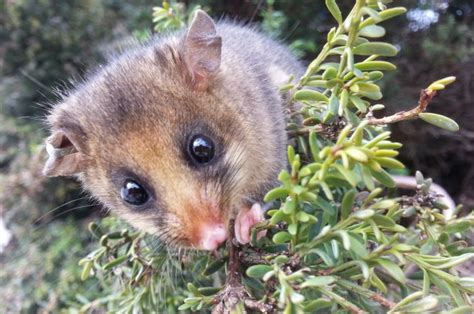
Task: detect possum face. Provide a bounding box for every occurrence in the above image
[43,11,283,250]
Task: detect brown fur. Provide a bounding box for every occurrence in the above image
[44,11,304,248]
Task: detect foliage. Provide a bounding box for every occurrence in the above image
[0,0,153,119]
[75,1,474,313]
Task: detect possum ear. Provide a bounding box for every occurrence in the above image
[183,10,221,91]
[43,129,88,177]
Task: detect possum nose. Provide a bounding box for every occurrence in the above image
[199,224,227,250]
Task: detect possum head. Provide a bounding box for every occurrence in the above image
[43,11,284,250]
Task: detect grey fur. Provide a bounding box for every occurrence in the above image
[44,13,304,248]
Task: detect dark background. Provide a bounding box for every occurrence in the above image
[0,0,472,311]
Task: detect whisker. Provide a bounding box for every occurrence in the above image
[34,196,90,224]
[32,204,96,229]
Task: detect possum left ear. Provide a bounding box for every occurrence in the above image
[183,10,221,91]
[43,129,88,177]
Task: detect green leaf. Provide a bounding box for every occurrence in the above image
[334,164,357,187]
[325,0,342,24]
[177,303,194,311]
[202,256,227,276]
[303,299,332,311]
[270,209,288,224]
[283,196,297,214]
[430,253,474,269]
[296,211,311,222]
[290,292,305,304]
[345,48,354,72]
[80,261,93,281]
[371,168,396,188]
[273,231,292,244]
[359,7,407,28]
[320,181,334,200]
[371,214,396,227]
[352,209,375,220]
[323,67,338,80]
[353,42,398,57]
[301,276,336,288]
[288,223,298,236]
[394,295,438,312]
[432,76,456,87]
[367,71,384,81]
[348,233,368,258]
[350,95,368,113]
[361,165,375,190]
[422,268,430,295]
[427,83,445,91]
[246,264,273,279]
[103,255,128,270]
[355,60,397,71]
[274,255,289,265]
[264,187,289,202]
[339,89,349,116]
[341,190,356,220]
[336,230,351,250]
[309,131,321,162]
[444,306,474,314]
[309,248,334,266]
[376,258,406,284]
[371,199,396,210]
[357,82,380,93]
[307,80,328,88]
[377,140,403,149]
[419,113,459,132]
[198,286,222,296]
[359,25,386,38]
[187,282,202,296]
[445,221,471,234]
[345,147,368,162]
[294,89,329,102]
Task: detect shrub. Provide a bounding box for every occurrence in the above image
[75,1,474,313]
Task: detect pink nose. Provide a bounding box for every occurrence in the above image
[199,224,227,250]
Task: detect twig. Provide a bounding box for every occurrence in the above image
[367,89,437,125]
[337,279,396,309]
[212,220,274,313]
[226,219,241,287]
[287,125,323,137]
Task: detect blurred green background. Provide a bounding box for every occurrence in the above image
[0,0,473,312]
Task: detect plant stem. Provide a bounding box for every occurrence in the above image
[367,89,437,125]
[337,279,396,309]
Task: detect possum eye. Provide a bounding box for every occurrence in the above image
[189,135,215,164]
[120,179,149,206]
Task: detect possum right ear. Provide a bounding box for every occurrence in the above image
[183,10,222,91]
[43,129,88,177]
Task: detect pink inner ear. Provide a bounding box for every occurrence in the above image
[183,10,222,91]
[43,130,86,177]
[58,134,73,149]
[48,129,78,149]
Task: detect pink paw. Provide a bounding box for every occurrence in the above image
[235,203,266,245]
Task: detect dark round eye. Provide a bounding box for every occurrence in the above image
[189,134,215,163]
[120,179,149,206]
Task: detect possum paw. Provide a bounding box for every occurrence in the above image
[235,203,266,245]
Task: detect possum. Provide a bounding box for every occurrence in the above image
[43,10,304,250]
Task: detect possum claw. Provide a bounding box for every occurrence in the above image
[235,203,266,245]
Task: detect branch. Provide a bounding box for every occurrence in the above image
[212,220,274,313]
[367,89,437,125]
